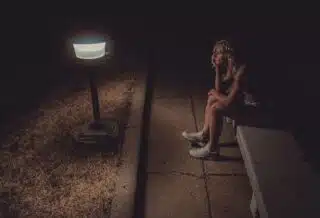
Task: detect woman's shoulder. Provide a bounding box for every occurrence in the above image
[234,63,247,79]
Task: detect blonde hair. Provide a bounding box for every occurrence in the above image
[213,40,234,59]
[212,40,238,76]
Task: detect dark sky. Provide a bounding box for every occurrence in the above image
[6,14,319,62]
[0,12,319,134]
[4,14,320,102]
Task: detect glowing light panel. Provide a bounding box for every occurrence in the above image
[73,42,106,60]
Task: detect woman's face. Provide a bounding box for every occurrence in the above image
[213,53,223,65]
[212,50,224,66]
[212,44,226,66]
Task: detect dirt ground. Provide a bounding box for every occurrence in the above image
[0,71,135,217]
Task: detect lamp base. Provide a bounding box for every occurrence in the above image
[72,119,120,150]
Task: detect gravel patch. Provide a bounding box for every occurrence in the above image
[0,71,135,217]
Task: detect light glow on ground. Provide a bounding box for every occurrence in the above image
[0,72,135,217]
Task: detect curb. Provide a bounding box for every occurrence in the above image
[110,71,147,218]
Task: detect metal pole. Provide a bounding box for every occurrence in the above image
[88,71,101,122]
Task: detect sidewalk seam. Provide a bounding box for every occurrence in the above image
[147,171,203,179]
[189,95,214,218]
[206,173,247,177]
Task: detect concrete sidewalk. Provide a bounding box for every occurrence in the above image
[143,73,252,218]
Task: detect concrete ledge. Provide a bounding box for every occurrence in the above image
[236,125,320,218]
[250,192,259,218]
[236,127,267,218]
[110,72,147,218]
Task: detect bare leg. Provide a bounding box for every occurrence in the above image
[201,95,217,135]
[208,104,224,152]
[182,96,217,143]
[201,104,211,135]
[189,102,227,158]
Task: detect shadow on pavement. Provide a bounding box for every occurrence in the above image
[211,155,243,162]
[219,142,238,147]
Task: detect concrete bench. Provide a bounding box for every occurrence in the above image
[224,92,258,127]
[236,125,320,218]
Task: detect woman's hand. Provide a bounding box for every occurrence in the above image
[208,89,219,97]
[211,54,215,68]
[208,89,231,105]
[223,56,234,80]
[227,56,234,70]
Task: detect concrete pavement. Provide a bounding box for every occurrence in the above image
[143,72,252,218]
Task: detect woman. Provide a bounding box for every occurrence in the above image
[182,40,246,158]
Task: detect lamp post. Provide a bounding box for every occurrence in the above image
[72,35,119,147]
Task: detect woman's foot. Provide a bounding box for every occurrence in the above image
[182,130,208,143]
[189,142,219,158]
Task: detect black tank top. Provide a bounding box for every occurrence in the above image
[220,77,233,95]
[220,76,245,104]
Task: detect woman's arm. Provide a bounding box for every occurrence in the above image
[225,57,235,80]
[214,66,220,92]
[213,65,246,105]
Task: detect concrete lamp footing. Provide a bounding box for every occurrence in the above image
[71,119,120,152]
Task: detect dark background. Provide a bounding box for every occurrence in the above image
[1,13,319,137]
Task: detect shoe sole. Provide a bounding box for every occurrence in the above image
[189,151,220,160]
[181,132,208,146]
[182,136,205,147]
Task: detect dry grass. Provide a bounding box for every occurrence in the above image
[0,71,135,217]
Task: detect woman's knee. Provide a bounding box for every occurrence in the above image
[207,95,217,106]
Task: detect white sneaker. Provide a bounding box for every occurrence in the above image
[189,143,218,158]
[225,117,233,124]
[182,131,206,143]
[194,141,206,148]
